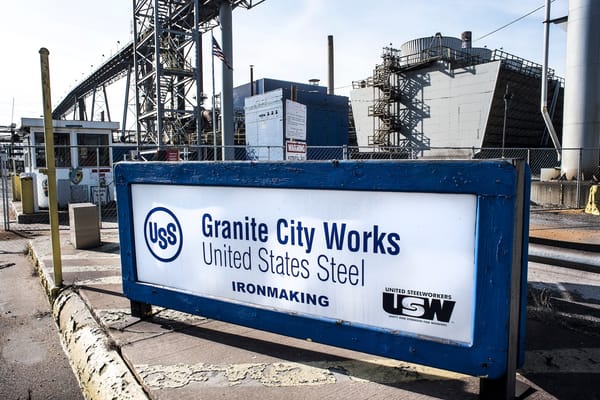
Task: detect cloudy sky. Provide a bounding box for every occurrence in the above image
[0,0,569,126]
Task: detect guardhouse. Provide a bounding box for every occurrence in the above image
[19,118,119,210]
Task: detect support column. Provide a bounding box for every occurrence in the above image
[153,0,164,149]
[220,0,235,160]
[194,0,204,152]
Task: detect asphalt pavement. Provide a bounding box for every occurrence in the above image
[1,206,599,399]
[0,232,83,400]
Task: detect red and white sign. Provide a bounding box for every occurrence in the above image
[286,140,307,160]
[166,149,180,161]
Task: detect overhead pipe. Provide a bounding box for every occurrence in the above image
[540,0,562,162]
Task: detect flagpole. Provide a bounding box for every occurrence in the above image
[211,30,233,161]
[211,30,217,160]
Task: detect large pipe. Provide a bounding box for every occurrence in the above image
[561,0,600,179]
[220,0,235,160]
[328,35,334,95]
[541,0,562,162]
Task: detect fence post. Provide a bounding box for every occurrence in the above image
[576,148,582,209]
[1,148,9,230]
[343,145,348,160]
[96,147,102,227]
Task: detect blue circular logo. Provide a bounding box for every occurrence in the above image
[143,207,183,262]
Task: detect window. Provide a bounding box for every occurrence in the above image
[34,132,71,168]
[78,133,109,167]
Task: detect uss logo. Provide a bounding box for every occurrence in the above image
[143,207,183,262]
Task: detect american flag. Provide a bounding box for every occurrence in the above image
[212,37,233,70]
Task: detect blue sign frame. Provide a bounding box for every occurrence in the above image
[115,160,530,379]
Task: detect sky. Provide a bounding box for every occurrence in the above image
[0,0,569,127]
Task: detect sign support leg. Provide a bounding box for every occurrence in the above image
[480,375,515,400]
[131,300,152,319]
[480,160,528,400]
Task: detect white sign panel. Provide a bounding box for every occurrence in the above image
[132,185,477,345]
[285,99,307,141]
[244,89,284,160]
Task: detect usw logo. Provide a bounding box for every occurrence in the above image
[382,293,456,323]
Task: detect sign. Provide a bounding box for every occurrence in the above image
[165,149,179,161]
[285,99,307,141]
[244,89,284,160]
[285,140,307,161]
[133,185,475,344]
[116,160,529,380]
[91,186,108,206]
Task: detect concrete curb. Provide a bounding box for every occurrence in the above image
[28,243,148,400]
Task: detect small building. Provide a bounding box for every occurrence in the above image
[19,118,119,210]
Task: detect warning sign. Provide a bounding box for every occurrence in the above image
[286,140,307,160]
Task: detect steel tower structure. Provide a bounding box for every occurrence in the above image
[133,0,206,147]
[52,1,264,150]
[132,0,262,149]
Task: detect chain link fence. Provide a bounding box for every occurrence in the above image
[1,143,598,232]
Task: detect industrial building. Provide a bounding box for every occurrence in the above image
[234,78,348,160]
[350,33,564,160]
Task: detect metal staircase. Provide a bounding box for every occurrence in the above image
[367,46,431,156]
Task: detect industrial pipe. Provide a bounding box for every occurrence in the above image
[561,0,600,180]
[541,0,562,162]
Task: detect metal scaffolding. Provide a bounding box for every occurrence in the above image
[133,0,206,147]
[53,0,265,150]
[133,0,264,148]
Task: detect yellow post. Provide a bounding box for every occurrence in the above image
[20,175,34,214]
[15,174,22,201]
[584,185,599,216]
[11,174,22,201]
[39,48,63,289]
